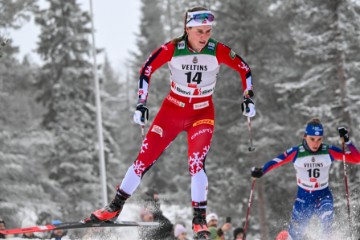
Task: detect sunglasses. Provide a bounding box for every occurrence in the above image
[187,13,215,24]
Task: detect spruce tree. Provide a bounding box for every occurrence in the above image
[0,0,62,228]
[34,0,102,219]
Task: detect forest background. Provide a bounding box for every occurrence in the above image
[1,0,360,239]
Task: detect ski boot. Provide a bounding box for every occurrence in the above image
[82,187,130,223]
[192,208,210,240]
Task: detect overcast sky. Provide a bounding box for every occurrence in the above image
[10,0,141,76]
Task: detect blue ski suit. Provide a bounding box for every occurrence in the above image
[262,141,360,240]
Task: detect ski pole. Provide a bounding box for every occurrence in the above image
[341,138,353,234]
[247,117,255,152]
[141,125,145,140]
[243,178,256,239]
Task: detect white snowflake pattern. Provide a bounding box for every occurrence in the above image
[189,145,210,175]
[133,159,146,176]
[140,138,149,154]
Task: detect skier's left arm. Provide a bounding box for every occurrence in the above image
[328,144,360,164]
[328,127,360,164]
[216,43,255,117]
[329,127,360,164]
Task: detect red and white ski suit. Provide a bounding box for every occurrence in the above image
[120,38,253,204]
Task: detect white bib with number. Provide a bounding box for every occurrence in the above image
[294,145,332,191]
[168,39,220,98]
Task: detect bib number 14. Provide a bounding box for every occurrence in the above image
[185,72,202,84]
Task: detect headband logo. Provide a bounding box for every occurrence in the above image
[305,124,323,136]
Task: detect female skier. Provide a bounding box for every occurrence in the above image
[84,6,255,239]
[251,118,360,240]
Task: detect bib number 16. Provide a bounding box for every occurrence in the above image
[307,168,320,178]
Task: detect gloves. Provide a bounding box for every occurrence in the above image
[241,98,256,118]
[338,127,350,143]
[133,103,149,125]
[251,167,263,178]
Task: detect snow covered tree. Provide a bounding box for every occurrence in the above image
[34,0,103,219]
[0,0,36,29]
[0,0,64,228]
[0,0,37,58]
[101,54,119,97]
[278,0,360,129]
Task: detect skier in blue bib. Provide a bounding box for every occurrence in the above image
[251,118,360,240]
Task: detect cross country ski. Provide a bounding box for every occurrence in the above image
[0,220,159,235]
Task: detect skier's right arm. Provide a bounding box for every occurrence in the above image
[137,42,174,104]
[251,146,299,178]
[133,42,174,125]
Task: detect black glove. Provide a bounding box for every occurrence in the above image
[338,127,350,143]
[251,167,263,178]
[133,103,149,125]
[241,98,256,117]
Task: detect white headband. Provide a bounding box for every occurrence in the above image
[186,10,215,27]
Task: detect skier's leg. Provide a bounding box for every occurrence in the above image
[288,197,312,240]
[187,117,214,239]
[191,169,209,239]
[316,194,334,238]
[85,102,182,222]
